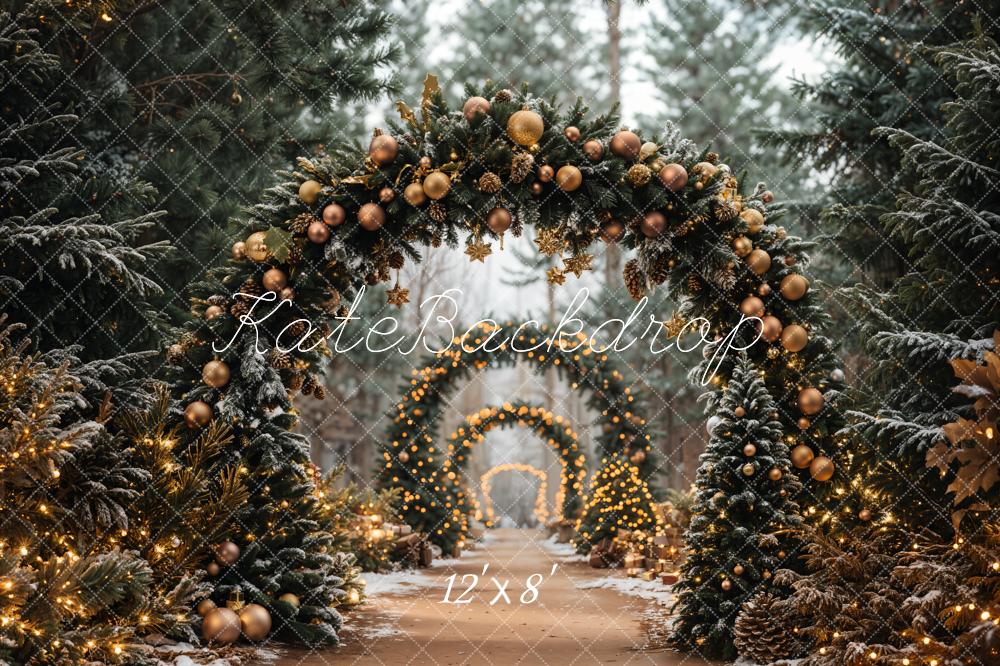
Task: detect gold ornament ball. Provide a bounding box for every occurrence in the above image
[239,603,272,642]
[368,134,399,166]
[762,190,774,203]
[610,130,641,160]
[422,171,451,200]
[721,579,732,591]
[740,208,765,233]
[564,126,581,142]
[202,607,241,645]
[507,109,545,146]
[538,165,555,182]
[761,315,783,343]
[743,443,757,457]
[739,296,765,318]
[358,203,386,231]
[196,598,217,617]
[378,186,396,204]
[202,360,230,389]
[307,220,330,244]
[758,282,772,296]
[601,220,625,243]
[398,450,410,463]
[418,156,432,170]
[746,249,772,275]
[742,463,756,476]
[555,165,583,192]
[184,401,213,428]
[781,324,809,352]
[486,207,512,234]
[262,268,287,292]
[734,406,746,418]
[462,96,491,121]
[322,203,346,227]
[693,161,719,178]
[278,592,300,609]
[859,508,873,521]
[582,139,604,162]
[640,211,667,238]
[798,387,825,415]
[246,231,269,262]
[733,564,745,576]
[733,236,753,257]
[791,444,815,469]
[658,163,688,192]
[205,305,224,320]
[215,540,240,566]
[206,561,221,577]
[231,241,247,260]
[798,417,811,430]
[780,274,810,301]
[809,456,835,482]
[298,180,322,205]
[279,287,295,301]
[530,181,544,196]
[768,467,783,481]
[403,182,427,206]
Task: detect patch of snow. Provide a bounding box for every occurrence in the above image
[361,568,439,595]
[538,534,587,562]
[575,574,675,606]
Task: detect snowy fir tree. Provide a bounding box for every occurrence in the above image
[671,354,802,660]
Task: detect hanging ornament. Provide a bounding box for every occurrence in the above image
[368,133,399,166]
[231,241,247,260]
[743,443,757,457]
[531,181,544,197]
[378,187,396,204]
[307,220,330,244]
[322,203,346,226]
[740,296,765,318]
[740,209,765,233]
[830,368,846,383]
[196,598,217,617]
[398,450,410,463]
[721,579,732,591]
[555,165,583,192]
[239,603,272,642]
[215,540,240,566]
[733,564,745,576]
[601,220,625,243]
[742,463,756,476]
[507,109,544,146]
[809,456,835,482]
[464,239,492,262]
[386,282,409,308]
[486,207,512,234]
[780,274,809,301]
[780,324,808,352]
[205,305,224,320]
[462,96,491,121]
[246,231,269,262]
[768,467,783,481]
[640,211,667,238]
[758,282,772,296]
[537,165,555,183]
[278,593,301,609]
[582,139,604,162]
[202,361,230,389]
[358,203,386,231]
[557,126,579,143]
[403,182,427,206]
[732,236,753,257]
[761,315,783,343]
[202,607,241,645]
[298,180,322,205]
[706,415,722,435]
[797,388,824,415]
[626,163,652,187]
[422,171,451,200]
[206,561,221,577]
[184,401,213,428]
[279,287,295,301]
[746,249,771,275]
[797,417,811,430]
[262,268,287,292]
[658,163,688,191]
[859,509,872,521]
[610,130,641,160]
[734,406,746,418]
[791,444,814,469]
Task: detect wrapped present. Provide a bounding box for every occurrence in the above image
[641,570,657,582]
[655,558,670,573]
[661,572,680,585]
[623,552,645,569]
[626,567,643,578]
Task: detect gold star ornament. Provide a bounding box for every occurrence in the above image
[546,267,567,285]
[386,283,410,308]
[465,239,493,263]
[534,227,566,256]
[563,253,594,278]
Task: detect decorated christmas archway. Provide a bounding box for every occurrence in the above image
[163,75,852,642]
[478,463,550,526]
[379,324,654,552]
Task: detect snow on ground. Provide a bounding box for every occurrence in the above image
[538,534,587,562]
[575,574,675,607]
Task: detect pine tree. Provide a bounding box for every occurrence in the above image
[574,457,657,549]
[671,354,803,660]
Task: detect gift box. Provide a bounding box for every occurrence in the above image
[661,572,679,585]
[641,570,657,582]
[623,552,645,569]
[626,567,644,578]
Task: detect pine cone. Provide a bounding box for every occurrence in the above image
[431,233,443,248]
[510,153,535,183]
[288,321,307,338]
[687,273,702,294]
[511,217,523,238]
[268,349,291,369]
[240,278,262,297]
[706,151,719,164]
[623,259,646,301]
[321,290,341,314]
[734,593,799,663]
[493,89,512,103]
[715,200,739,223]
[302,374,318,396]
[287,242,303,266]
[290,212,318,234]
[478,171,502,193]
[649,256,671,285]
[208,295,227,307]
[288,373,304,391]
[388,251,405,270]
[313,385,327,400]
[166,343,185,365]
[626,163,652,187]
[230,301,250,318]
[428,201,447,222]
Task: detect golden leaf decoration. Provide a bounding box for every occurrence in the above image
[396,100,418,132]
[420,73,440,131]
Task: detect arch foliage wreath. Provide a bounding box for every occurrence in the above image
[478,463,551,526]
[380,325,652,553]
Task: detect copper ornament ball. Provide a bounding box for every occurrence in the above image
[215,540,240,566]
[740,208,765,233]
[278,592,301,609]
[403,182,427,206]
[859,508,873,521]
[740,296,765,318]
[761,315,783,343]
[601,220,625,243]
[797,417,811,430]
[734,406,746,418]
[640,211,667,238]
[262,268,287,292]
[307,220,330,244]
[721,579,732,591]
[658,163,688,192]
[239,603,272,642]
[733,564,745,576]
[206,561,221,577]
[422,171,451,200]
[582,139,604,162]
[531,181,544,196]
[486,207,512,234]
[245,231,269,262]
[610,130,641,160]
[758,283,772,297]
[791,443,815,469]
[418,156,432,170]
[507,109,545,146]
[780,274,809,301]
[202,607,241,645]
[368,134,399,166]
[555,165,583,192]
[202,360,230,389]
[762,190,774,203]
[746,249,772,276]
[358,203,386,231]
[398,450,410,463]
[378,186,396,204]
[205,305,224,320]
[184,400,213,428]
[798,387,825,415]
[279,287,295,301]
[231,241,247,260]
[743,443,757,457]
[809,455,835,482]
[462,96,491,121]
[196,598,217,617]
[732,235,753,257]
[563,126,581,142]
[781,324,809,352]
[298,179,322,205]
[693,161,719,178]
[768,467,783,481]
[538,165,555,182]
[742,463,756,476]
[322,203,346,227]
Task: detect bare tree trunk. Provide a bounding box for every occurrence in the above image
[604,0,623,285]
[545,282,556,411]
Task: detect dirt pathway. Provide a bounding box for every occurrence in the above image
[274,528,715,666]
